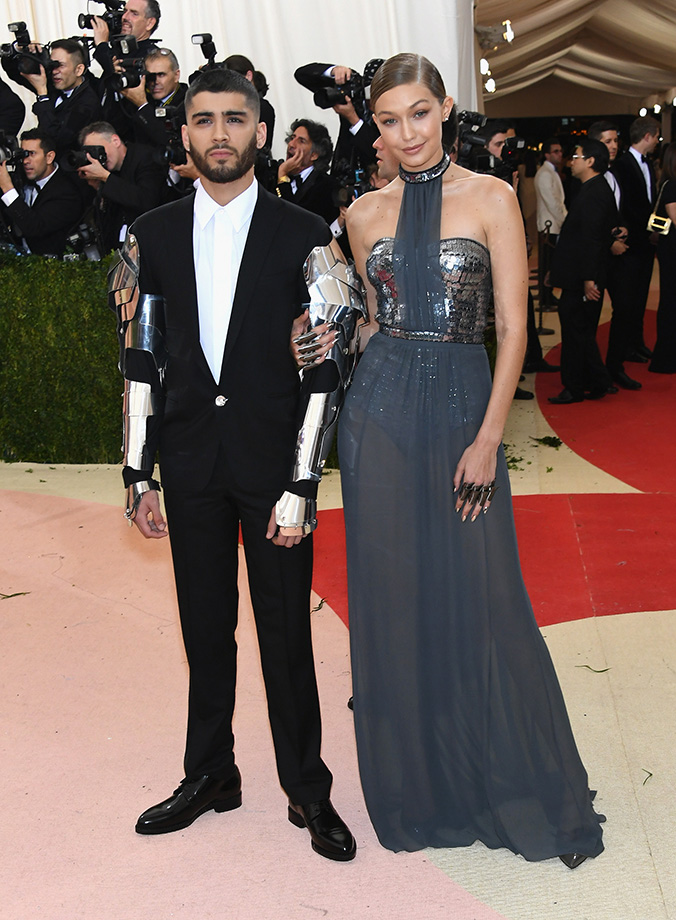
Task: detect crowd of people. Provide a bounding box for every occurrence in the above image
[0,2,672,389]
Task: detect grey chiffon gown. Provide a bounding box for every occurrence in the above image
[338,196,605,860]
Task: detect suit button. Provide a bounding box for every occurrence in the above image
[215,395,227,407]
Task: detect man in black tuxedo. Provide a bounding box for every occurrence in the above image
[549,137,618,404]
[78,120,166,253]
[25,39,103,160]
[587,121,639,390]
[611,115,660,361]
[275,119,340,229]
[0,129,84,255]
[113,67,356,861]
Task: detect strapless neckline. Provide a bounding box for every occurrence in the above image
[367,236,490,264]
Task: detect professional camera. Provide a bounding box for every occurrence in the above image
[0,21,52,77]
[455,109,488,167]
[315,72,365,112]
[152,105,187,166]
[77,0,124,34]
[0,130,29,168]
[65,144,108,170]
[332,163,371,209]
[107,34,145,90]
[64,220,102,261]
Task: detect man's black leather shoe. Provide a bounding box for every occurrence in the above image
[135,769,242,835]
[612,371,642,390]
[636,344,652,359]
[288,799,356,861]
[548,389,583,404]
[514,386,534,400]
[559,852,588,869]
[626,351,649,363]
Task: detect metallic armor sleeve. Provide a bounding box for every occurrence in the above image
[108,232,168,521]
[275,242,366,535]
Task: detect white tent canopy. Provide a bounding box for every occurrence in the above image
[475,0,676,116]
[0,0,477,157]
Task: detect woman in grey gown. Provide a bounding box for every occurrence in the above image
[336,54,604,867]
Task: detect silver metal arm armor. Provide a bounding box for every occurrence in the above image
[108,232,168,521]
[275,242,366,535]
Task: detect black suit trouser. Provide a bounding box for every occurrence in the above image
[605,254,633,375]
[623,243,655,351]
[558,287,610,398]
[162,449,333,806]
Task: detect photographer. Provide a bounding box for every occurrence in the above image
[118,47,185,144]
[27,39,102,158]
[275,118,340,233]
[91,0,160,80]
[77,119,165,252]
[294,61,381,177]
[0,129,84,255]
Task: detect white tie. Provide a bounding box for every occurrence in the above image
[207,208,232,381]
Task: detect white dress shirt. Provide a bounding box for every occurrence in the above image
[193,177,258,381]
[534,160,567,234]
[605,170,621,209]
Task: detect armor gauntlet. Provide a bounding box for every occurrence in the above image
[275,242,366,535]
[108,232,168,521]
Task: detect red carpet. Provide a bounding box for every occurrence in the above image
[537,313,676,492]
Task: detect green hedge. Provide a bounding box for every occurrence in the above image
[0,254,122,463]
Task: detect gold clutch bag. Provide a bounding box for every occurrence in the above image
[647,182,672,235]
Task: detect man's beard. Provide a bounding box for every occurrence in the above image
[190,133,258,184]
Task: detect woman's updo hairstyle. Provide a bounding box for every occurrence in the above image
[369,53,446,109]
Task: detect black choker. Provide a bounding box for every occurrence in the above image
[399,152,451,184]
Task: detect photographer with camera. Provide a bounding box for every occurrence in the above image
[0,128,84,255]
[294,61,381,179]
[90,0,160,80]
[77,119,165,252]
[25,39,103,159]
[118,47,196,198]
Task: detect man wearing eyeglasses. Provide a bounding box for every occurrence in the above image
[548,138,620,404]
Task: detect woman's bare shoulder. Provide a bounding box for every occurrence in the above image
[346,182,400,230]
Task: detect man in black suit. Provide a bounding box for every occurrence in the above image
[117,47,187,148]
[113,67,356,861]
[0,76,25,136]
[78,120,166,252]
[25,39,102,159]
[91,0,160,82]
[0,129,84,255]
[549,137,618,404]
[611,115,660,362]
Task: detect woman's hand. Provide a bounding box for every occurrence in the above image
[453,440,499,522]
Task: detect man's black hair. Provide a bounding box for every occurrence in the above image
[542,137,562,155]
[51,38,86,69]
[185,68,260,121]
[587,120,619,141]
[286,118,333,173]
[578,136,610,174]
[20,128,57,154]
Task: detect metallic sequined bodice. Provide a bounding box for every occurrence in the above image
[366,237,492,343]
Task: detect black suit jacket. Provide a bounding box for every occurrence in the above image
[277,167,339,227]
[612,150,655,249]
[550,173,618,290]
[0,77,25,135]
[32,79,103,157]
[130,185,331,492]
[2,168,84,255]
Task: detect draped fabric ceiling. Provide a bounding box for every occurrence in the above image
[475,0,676,111]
